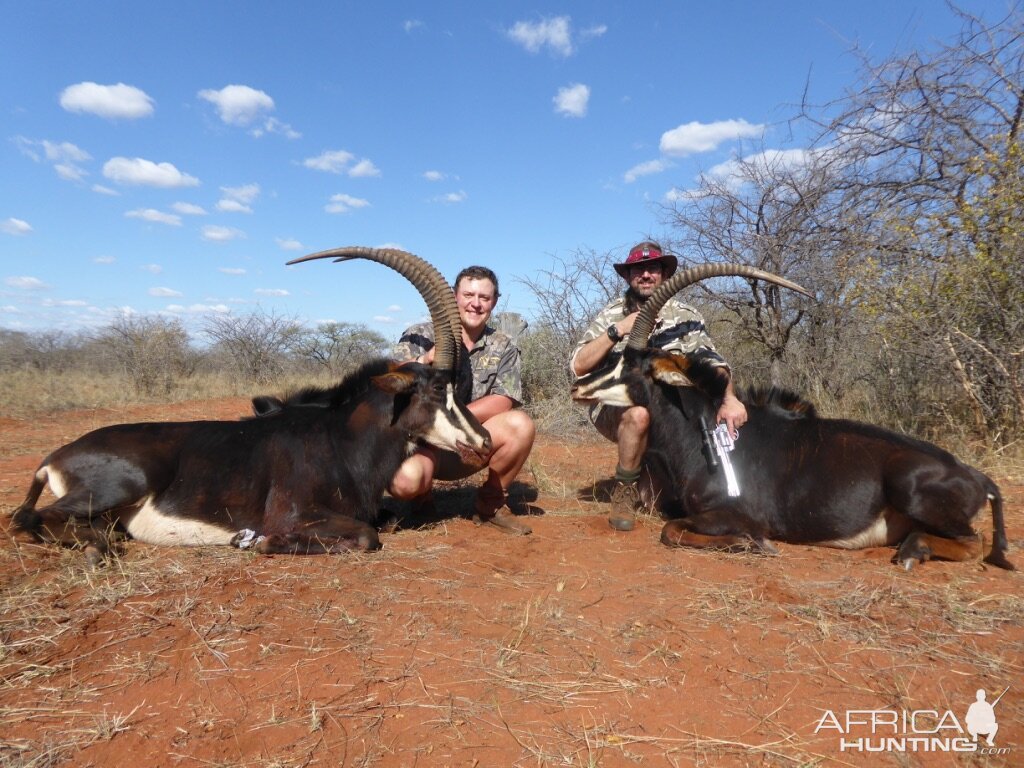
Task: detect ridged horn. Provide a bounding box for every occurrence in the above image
[626,263,813,351]
[287,247,461,371]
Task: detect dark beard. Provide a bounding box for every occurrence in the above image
[623,287,650,316]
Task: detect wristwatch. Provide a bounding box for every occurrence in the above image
[606,324,622,343]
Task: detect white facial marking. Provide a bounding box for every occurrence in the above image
[575,358,634,405]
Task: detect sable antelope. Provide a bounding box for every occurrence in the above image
[571,265,1013,570]
[11,248,491,561]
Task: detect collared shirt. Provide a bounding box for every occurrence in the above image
[570,294,727,375]
[394,322,523,406]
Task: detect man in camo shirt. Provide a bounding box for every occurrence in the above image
[570,241,747,532]
[391,265,535,534]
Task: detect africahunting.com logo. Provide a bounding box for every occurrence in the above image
[815,686,1011,754]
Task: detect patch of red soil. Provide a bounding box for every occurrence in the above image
[0,400,1020,767]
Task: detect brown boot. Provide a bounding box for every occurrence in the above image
[472,486,532,536]
[608,481,642,531]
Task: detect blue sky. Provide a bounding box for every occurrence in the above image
[1,1,1014,339]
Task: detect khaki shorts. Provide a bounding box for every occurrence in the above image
[590,404,626,443]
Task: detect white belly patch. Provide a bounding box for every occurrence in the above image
[820,510,911,550]
[126,497,237,547]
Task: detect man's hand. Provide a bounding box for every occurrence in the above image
[617,311,640,337]
[716,391,747,439]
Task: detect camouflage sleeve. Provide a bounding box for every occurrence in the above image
[569,300,624,376]
[489,339,523,406]
[393,322,434,362]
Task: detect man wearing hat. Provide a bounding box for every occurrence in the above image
[570,240,747,531]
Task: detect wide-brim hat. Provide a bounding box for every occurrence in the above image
[613,241,678,279]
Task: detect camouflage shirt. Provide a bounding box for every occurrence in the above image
[570,295,728,376]
[394,322,523,406]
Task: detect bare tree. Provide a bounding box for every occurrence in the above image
[290,321,390,376]
[800,4,1024,440]
[659,148,863,394]
[203,309,303,384]
[95,315,196,395]
[517,247,620,403]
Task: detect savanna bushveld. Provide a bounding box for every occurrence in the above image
[2,10,1022,768]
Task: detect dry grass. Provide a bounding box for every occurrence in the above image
[0,369,353,419]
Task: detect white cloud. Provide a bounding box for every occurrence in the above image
[42,140,90,164]
[202,225,245,242]
[125,208,182,226]
[554,83,590,118]
[216,183,260,213]
[216,199,253,214]
[373,315,397,323]
[423,170,445,182]
[15,137,92,180]
[54,164,87,181]
[141,264,163,274]
[349,159,381,178]
[103,157,200,187]
[404,19,424,33]
[433,190,467,204]
[255,117,301,140]
[59,82,155,119]
[2,218,33,236]
[704,148,820,191]
[624,158,671,183]
[255,288,290,296]
[276,237,303,251]
[302,150,376,176]
[508,16,573,57]
[660,119,764,157]
[303,149,355,173]
[219,267,247,275]
[580,24,608,40]
[198,85,274,126]
[172,202,207,215]
[94,255,116,264]
[167,303,230,314]
[325,193,370,214]
[386,304,402,312]
[92,184,119,196]
[5,276,48,290]
[41,298,88,307]
[149,287,183,297]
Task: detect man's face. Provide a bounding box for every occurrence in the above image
[627,262,664,298]
[455,277,497,335]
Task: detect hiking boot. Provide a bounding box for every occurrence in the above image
[472,486,532,536]
[608,481,642,531]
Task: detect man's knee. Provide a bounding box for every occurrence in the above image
[488,410,536,452]
[390,455,432,499]
[619,406,650,435]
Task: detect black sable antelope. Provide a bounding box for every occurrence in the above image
[11,248,492,561]
[571,265,1014,571]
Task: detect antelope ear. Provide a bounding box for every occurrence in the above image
[371,370,417,394]
[650,355,694,387]
[251,395,284,416]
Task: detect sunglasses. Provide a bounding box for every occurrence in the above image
[629,263,663,275]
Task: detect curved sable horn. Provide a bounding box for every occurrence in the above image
[626,263,813,351]
[288,246,461,371]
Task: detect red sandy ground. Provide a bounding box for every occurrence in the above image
[0,398,1021,767]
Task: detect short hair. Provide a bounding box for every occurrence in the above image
[454,265,500,298]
